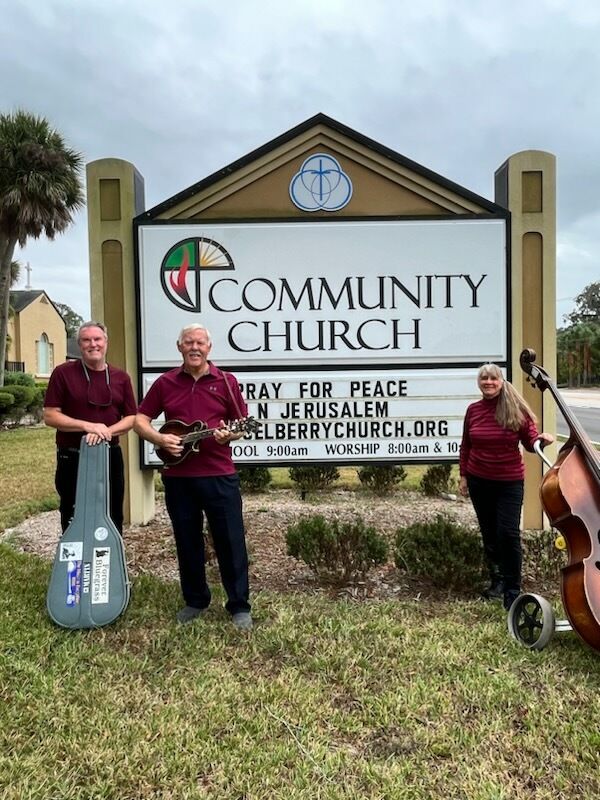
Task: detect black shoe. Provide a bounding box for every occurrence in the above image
[232,611,253,631]
[176,605,206,624]
[482,580,504,601]
[503,590,520,611]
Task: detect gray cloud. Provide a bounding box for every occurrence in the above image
[2,0,599,321]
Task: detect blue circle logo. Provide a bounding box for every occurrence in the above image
[289,153,353,212]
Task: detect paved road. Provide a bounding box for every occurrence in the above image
[555,389,600,443]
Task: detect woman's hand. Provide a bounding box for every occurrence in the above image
[538,432,554,447]
[459,476,469,497]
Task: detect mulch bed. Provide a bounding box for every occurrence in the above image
[5,488,562,602]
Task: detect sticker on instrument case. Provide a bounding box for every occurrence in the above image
[66,560,82,606]
[60,542,83,561]
[91,547,111,605]
[94,526,108,541]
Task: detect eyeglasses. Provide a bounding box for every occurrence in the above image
[82,362,112,407]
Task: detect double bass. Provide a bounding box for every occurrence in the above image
[520,348,600,651]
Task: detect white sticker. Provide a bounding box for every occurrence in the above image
[60,542,83,562]
[94,526,108,541]
[91,547,111,605]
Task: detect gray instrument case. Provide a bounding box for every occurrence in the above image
[47,439,130,628]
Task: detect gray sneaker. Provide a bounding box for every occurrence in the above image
[176,605,206,624]
[232,611,253,631]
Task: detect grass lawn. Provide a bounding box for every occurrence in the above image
[1,427,600,799]
[0,425,58,530]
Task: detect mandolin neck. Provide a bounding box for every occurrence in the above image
[180,427,218,445]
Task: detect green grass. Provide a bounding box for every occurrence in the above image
[1,548,600,799]
[0,425,58,530]
[264,465,429,491]
[2,427,600,798]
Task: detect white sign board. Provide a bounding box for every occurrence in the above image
[141,368,493,467]
[136,218,508,466]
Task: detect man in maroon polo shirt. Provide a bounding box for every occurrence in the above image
[134,323,252,630]
[43,321,137,533]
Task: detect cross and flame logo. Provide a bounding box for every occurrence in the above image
[160,237,234,312]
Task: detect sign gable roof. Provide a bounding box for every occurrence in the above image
[137,113,507,221]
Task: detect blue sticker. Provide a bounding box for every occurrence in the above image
[66,560,82,606]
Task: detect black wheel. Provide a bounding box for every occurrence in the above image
[507,593,555,650]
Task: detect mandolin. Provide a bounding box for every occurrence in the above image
[156,416,261,466]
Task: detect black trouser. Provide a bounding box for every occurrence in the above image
[162,474,250,615]
[466,474,524,593]
[55,446,125,533]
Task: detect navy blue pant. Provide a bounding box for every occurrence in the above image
[162,474,250,615]
[55,446,125,533]
[466,474,524,593]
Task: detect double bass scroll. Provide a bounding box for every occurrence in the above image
[520,348,600,652]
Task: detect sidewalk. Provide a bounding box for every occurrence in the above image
[560,388,600,408]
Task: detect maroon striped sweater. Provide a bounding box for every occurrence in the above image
[459,397,540,481]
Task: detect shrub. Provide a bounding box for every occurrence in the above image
[4,372,36,387]
[0,384,35,424]
[420,463,453,496]
[394,514,484,591]
[357,464,406,495]
[288,465,339,496]
[238,465,272,493]
[286,514,389,581]
[0,391,15,421]
[25,384,47,422]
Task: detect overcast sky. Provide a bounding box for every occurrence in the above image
[2,0,598,324]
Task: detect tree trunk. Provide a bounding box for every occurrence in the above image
[0,235,18,387]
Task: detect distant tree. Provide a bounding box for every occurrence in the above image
[557,322,600,386]
[10,260,20,285]
[565,280,600,325]
[54,302,84,338]
[0,110,84,386]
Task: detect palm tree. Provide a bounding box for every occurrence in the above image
[5,260,21,352]
[0,110,84,385]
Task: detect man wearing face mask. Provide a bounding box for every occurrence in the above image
[43,321,136,533]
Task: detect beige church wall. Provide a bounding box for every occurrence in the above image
[10,297,67,378]
[6,317,17,360]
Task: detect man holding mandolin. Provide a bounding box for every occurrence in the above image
[134,324,253,630]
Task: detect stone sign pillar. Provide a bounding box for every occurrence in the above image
[86,158,154,524]
[495,151,557,529]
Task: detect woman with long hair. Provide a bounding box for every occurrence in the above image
[459,364,554,610]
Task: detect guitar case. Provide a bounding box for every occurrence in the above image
[47,439,130,629]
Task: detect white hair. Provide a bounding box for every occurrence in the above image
[177,324,212,344]
[77,321,108,342]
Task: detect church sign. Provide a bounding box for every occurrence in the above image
[136,216,508,467]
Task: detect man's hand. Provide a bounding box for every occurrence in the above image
[459,476,469,497]
[159,432,185,457]
[84,422,113,446]
[214,420,243,446]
